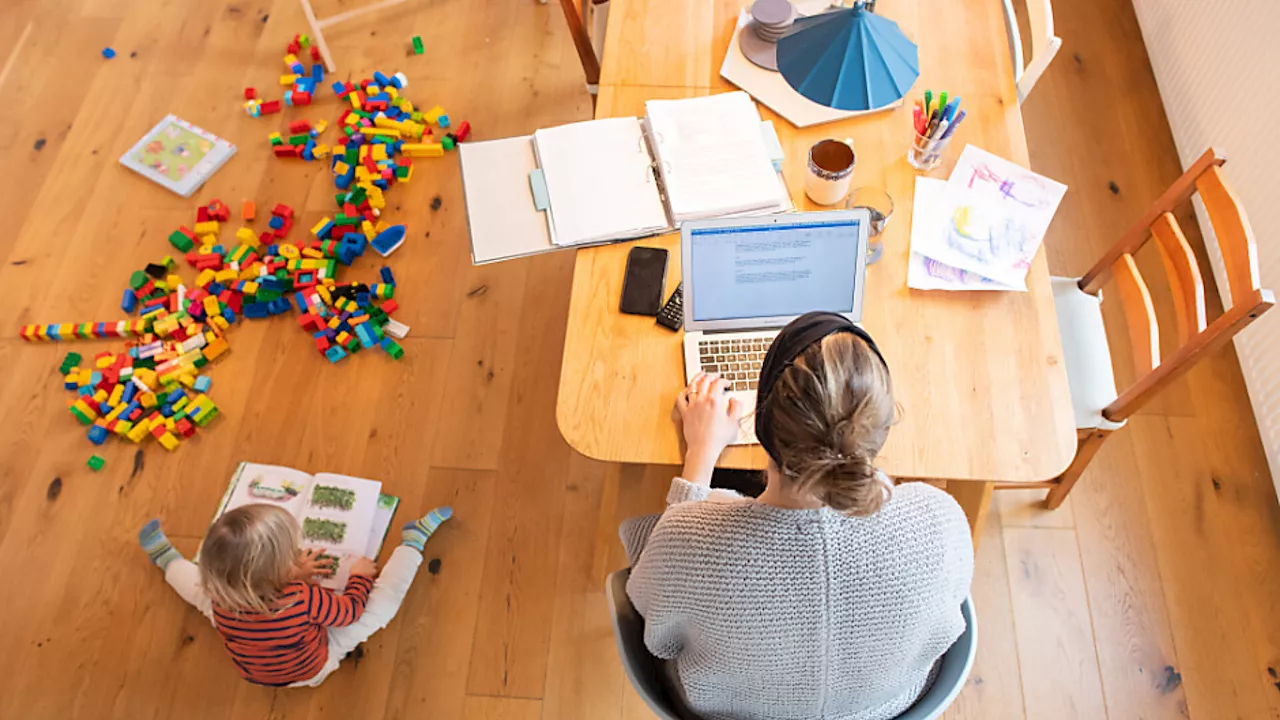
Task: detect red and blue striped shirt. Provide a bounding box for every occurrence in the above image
[212,576,374,686]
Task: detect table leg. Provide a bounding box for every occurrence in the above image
[946,480,993,548]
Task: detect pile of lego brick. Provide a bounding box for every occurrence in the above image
[243,33,324,116]
[24,195,407,454]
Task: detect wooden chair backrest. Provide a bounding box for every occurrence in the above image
[1003,0,1062,101]
[1079,148,1274,422]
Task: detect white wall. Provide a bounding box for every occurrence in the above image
[1130,0,1280,492]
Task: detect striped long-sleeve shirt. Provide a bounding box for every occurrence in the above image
[212,575,374,686]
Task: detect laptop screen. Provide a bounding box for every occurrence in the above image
[688,219,863,322]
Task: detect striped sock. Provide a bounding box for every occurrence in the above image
[138,519,182,571]
[401,507,453,551]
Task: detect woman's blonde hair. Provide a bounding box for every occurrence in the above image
[765,332,896,515]
[199,504,299,613]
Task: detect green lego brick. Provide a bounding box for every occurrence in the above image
[129,270,148,290]
[70,406,93,425]
[87,455,105,471]
[411,36,424,54]
[442,136,455,151]
[269,135,284,146]
[168,230,194,252]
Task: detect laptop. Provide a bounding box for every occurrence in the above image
[680,210,871,445]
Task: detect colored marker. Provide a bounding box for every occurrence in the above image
[938,91,948,112]
[924,90,933,115]
[939,110,967,140]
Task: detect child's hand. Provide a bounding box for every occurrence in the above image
[349,556,378,578]
[292,548,337,582]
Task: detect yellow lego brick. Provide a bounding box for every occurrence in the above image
[401,143,443,158]
[127,421,150,443]
[158,432,180,451]
[200,234,218,246]
[114,420,133,436]
[333,160,350,175]
[283,53,298,65]
[211,315,230,331]
[349,92,361,110]
[315,120,328,134]
[365,127,402,138]
[371,144,388,161]
[361,220,376,239]
[236,227,258,245]
[139,392,158,409]
[386,87,399,101]
[95,355,113,369]
[178,373,195,388]
[203,295,221,317]
[268,131,282,142]
[280,74,300,85]
[172,396,189,413]
[104,403,125,423]
[302,247,325,259]
[277,244,301,260]
[310,218,333,236]
[134,368,157,387]
[344,114,361,126]
[424,105,445,124]
[166,274,183,288]
[92,389,108,403]
[214,268,238,284]
[193,221,219,235]
[313,144,330,158]
[107,385,124,407]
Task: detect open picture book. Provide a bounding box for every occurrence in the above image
[204,462,399,591]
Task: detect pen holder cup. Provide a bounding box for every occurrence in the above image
[907,127,951,172]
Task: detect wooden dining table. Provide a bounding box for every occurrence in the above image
[554,0,1077,535]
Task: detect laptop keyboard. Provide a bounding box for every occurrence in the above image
[698,337,769,392]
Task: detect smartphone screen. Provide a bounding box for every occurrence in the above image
[619,247,668,316]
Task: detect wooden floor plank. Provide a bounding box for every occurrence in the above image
[1129,416,1276,718]
[944,505,1027,720]
[462,695,543,720]
[1003,527,1108,719]
[1069,430,1188,719]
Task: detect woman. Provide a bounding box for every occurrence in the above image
[624,312,974,720]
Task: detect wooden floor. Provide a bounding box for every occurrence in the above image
[1,0,1278,718]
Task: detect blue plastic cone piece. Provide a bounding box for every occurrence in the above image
[776,6,919,112]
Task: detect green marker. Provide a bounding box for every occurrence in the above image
[938,91,948,112]
[924,89,933,114]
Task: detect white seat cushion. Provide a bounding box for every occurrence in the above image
[1051,277,1125,431]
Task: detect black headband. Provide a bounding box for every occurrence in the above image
[754,311,888,465]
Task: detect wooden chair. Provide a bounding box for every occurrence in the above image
[1001,0,1062,102]
[1043,148,1274,509]
[555,0,603,99]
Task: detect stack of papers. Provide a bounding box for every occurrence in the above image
[534,117,670,246]
[646,92,789,221]
[907,146,1067,291]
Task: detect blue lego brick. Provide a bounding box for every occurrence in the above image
[325,345,347,363]
[268,216,285,230]
[438,115,450,128]
[380,266,396,285]
[88,425,108,445]
[194,376,211,392]
[373,70,391,86]
[121,289,137,313]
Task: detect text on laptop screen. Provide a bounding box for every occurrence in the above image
[688,220,861,322]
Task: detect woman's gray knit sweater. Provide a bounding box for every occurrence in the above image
[623,478,974,720]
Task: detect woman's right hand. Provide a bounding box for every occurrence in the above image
[673,372,745,486]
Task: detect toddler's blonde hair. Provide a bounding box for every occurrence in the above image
[200,504,299,613]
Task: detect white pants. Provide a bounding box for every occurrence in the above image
[164,545,424,687]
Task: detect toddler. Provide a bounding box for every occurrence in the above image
[138,503,451,686]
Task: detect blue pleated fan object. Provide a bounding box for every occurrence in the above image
[776,5,919,112]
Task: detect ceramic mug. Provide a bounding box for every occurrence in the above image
[805,139,856,206]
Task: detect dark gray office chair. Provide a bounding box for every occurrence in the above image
[605,568,978,720]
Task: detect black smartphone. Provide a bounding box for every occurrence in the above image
[619,246,668,316]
